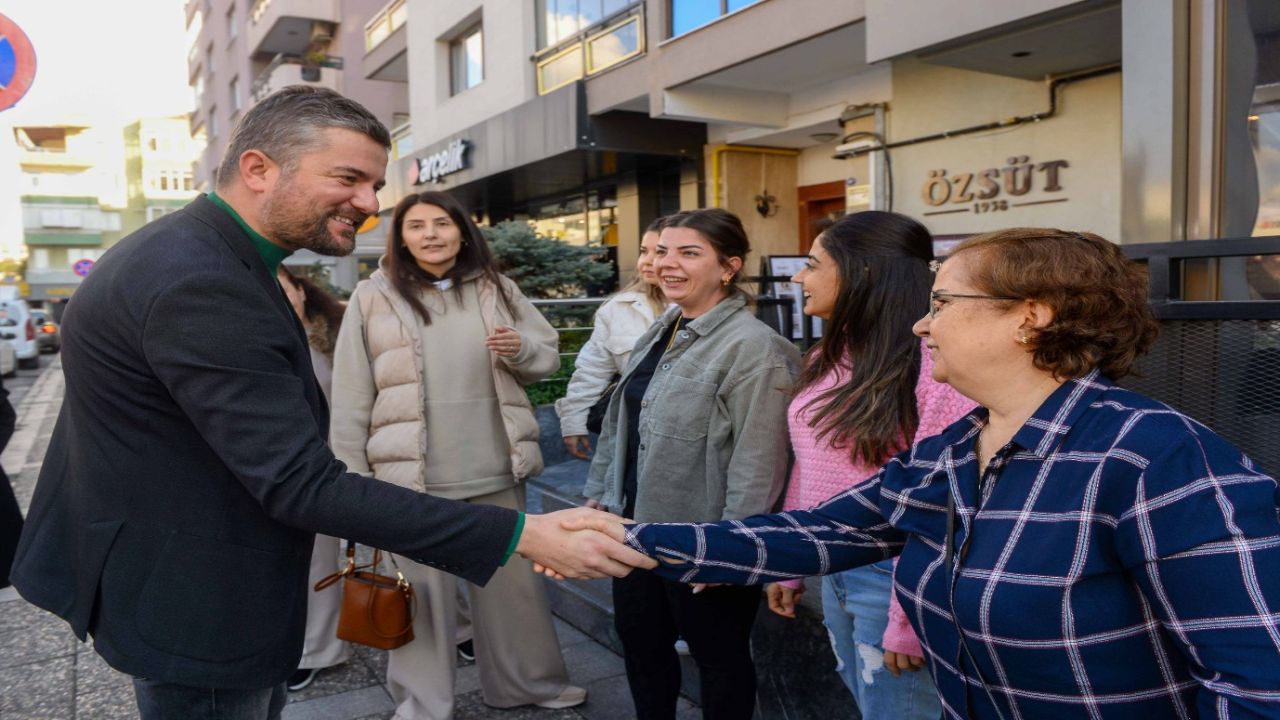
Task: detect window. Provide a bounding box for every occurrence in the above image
[229,75,241,112]
[206,42,214,77]
[586,13,643,73]
[670,0,760,37]
[209,107,219,139]
[450,24,484,95]
[191,73,204,109]
[226,2,237,42]
[538,0,637,50]
[30,249,49,271]
[537,45,583,94]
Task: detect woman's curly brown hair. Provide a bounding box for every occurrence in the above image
[949,228,1159,380]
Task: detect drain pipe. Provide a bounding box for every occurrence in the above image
[834,64,1121,159]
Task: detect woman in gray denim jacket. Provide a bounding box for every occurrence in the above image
[583,209,800,720]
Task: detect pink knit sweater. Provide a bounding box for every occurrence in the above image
[780,340,975,656]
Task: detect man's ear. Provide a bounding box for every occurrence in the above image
[238,149,277,194]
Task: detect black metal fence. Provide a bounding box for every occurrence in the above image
[1119,238,1280,476]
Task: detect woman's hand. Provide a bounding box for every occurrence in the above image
[485,326,522,358]
[883,650,926,677]
[583,497,603,510]
[565,435,592,460]
[765,583,805,618]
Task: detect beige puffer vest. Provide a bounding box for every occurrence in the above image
[352,270,544,494]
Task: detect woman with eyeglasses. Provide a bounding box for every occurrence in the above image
[560,228,1280,719]
[774,212,972,718]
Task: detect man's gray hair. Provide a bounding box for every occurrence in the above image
[215,85,391,189]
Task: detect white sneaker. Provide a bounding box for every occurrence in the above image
[674,639,690,655]
[534,685,587,709]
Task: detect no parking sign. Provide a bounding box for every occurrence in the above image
[73,259,94,278]
[0,12,36,113]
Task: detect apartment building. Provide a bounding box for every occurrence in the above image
[15,122,126,306]
[185,0,411,286]
[123,116,205,232]
[13,116,204,310]
[363,0,1277,299]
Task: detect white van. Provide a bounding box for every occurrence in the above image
[0,299,41,369]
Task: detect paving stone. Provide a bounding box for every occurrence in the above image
[0,654,74,719]
[0,602,77,670]
[286,656,381,704]
[552,618,591,649]
[573,674,638,720]
[76,682,141,720]
[452,689,581,720]
[353,643,388,685]
[76,647,134,696]
[560,640,627,686]
[282,685,395,720]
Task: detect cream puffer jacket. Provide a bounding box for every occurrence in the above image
[329,267,559,499]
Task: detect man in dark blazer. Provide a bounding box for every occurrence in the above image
[10,86,650,720]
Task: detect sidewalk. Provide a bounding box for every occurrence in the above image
[0,360,688,720]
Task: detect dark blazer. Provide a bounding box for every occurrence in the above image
[12,195,518,689]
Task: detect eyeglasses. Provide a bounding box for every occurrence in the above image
[929,291,1020,318]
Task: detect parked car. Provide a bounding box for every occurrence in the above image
[30,310,60,353]
[0,299,41,369]
[0,339,16,378]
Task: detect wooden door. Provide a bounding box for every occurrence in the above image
[798,180,848,252]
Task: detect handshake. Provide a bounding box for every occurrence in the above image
[514,506,651,579]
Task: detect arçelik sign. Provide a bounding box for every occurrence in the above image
[412,139,470,185]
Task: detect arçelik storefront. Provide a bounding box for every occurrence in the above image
[373,83,704,284]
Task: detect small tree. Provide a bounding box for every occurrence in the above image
[483,221,612,302]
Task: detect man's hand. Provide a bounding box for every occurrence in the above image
[765,583,805,618]
[564,435,592,460]
[556,509,627,541]
[883,650,926,677]
[517,507,655,579]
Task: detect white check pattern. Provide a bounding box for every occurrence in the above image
[626,371,1280,719]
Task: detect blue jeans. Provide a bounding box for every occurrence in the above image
[132,678,286,720]
[821,560,941,720]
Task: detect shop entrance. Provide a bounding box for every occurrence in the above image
[797,180,847,251]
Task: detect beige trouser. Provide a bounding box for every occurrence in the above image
[298,534,353,670]
[387,486,571,720]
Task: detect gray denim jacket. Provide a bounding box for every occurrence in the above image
[583,294,801,523]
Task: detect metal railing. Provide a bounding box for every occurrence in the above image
[1119,237,1280,475]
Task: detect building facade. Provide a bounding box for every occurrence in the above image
[356,0,1277,300]
[184,0,411,286]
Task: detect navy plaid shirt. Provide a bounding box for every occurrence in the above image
[626,371,1280,719]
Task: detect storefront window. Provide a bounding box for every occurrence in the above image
[1248,3,1280,236]
[528,191,617,246]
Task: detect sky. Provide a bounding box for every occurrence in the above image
[0,0,192,259]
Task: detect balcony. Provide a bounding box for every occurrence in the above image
[18,148,94,170]
[363,0,407,82]
[534,7,645,96]
[247,0,339,57]
[251,54,343,104]
[25,232,105,247]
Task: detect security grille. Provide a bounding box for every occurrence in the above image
[1120,318,1280,476]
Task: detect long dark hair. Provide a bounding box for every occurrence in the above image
[798,211,935,466]
[386,191,517,325]
[278,267,345,356]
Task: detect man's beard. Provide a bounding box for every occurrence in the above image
[261,183,365,257]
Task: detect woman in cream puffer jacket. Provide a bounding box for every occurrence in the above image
[330,191,586,719]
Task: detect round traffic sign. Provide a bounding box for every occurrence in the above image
[0,13,36,113]
[73,259,94,277]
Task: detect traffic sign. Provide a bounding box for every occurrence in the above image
[0,13,36,113]
[72,259,94,277]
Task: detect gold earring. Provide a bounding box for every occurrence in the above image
[722,276,732,286]
[1018,336,1031,345]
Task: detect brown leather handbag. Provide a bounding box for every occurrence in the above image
[314,541,415,650]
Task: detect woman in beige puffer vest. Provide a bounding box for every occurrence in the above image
[330,192,586,719]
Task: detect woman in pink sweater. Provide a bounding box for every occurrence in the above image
[772,211,973,719]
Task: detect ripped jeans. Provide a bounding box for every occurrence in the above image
[821,560,941,720]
